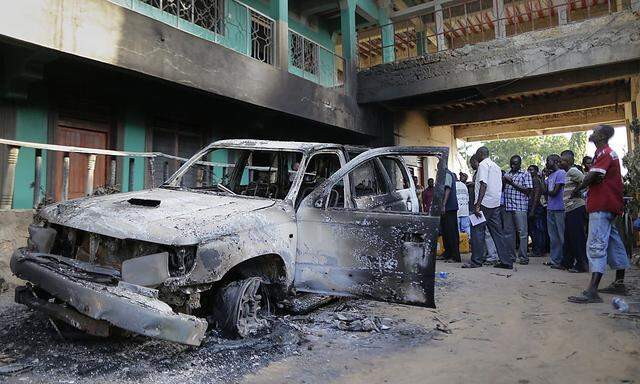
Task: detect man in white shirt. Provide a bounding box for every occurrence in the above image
[463,147,514,269]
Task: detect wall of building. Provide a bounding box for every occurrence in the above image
[393,110,459,183]
[13,90,48,209]
[120,109,146,192]
[0,0,375,136]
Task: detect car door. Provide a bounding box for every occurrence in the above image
[294,146,448,308]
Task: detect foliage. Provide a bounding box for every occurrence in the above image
[478,133,587,170]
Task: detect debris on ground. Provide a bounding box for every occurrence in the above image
[0,294,434,383]
[490,272,512,278]
[334,312,380,332]
[0,278,6,293]
[433,316,453,334]
[0,363,33,376]
[278,294,338,315]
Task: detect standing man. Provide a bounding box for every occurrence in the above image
[463,147,513,269]
[468,155,499,264]
[422,178,435,213]
[441,169,461,263]
[503,155,533,265]
[528,165,546,258]
[569,125,630,303]
[559,150,588,272]
[542,154,566,269]
[457,173,471,238]
[582,156,593,173]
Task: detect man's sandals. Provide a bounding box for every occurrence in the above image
[568,291,603,304]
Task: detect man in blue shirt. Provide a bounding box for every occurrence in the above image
[542,154,566,269]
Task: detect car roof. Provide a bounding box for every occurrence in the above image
[211,139,368,153]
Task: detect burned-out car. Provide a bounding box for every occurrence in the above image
[11,140,447,346]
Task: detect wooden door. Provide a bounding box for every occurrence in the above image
[54,120,109,201]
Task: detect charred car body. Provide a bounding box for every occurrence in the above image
[11,140,447,346]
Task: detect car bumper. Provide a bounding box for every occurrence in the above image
[10,248,208,346]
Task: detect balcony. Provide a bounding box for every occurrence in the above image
[357,0,635,70]
[110,0,344,88]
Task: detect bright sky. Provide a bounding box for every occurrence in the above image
[457,125,629,175]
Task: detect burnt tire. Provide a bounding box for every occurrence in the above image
[212,277,270,338]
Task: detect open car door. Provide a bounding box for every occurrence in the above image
[294,146,448,308]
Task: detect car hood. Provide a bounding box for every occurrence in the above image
[40,188,277,246]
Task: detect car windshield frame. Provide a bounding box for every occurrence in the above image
[162,144,307,202]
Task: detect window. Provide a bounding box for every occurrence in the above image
[166,148,302,200]
[250,11,274,64]
[296,153,343,208]
[290,33,319,75]
[351,160,387,198]
[380,157,410,191]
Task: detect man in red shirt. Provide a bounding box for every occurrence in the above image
[568,125,630,304]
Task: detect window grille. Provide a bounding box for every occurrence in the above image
[290,32,319,76]
[140,0,225,35]
[250,11,274,65]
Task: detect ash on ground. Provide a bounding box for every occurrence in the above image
[0,292,436,384]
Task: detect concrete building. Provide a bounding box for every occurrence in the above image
[0,0,639,209]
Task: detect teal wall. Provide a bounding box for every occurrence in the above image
[13,94,48,209]
[121,109,146,192]
[111,0,358,88]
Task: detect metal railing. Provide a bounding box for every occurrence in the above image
[113,0,275,66]
[139,0,225,34]
[357,0,635,70]
[288,30,345,89]
[0,138,208,209]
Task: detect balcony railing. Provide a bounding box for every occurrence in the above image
[0,138,219,209]
[357,0,634,70]
[111,0,275,66]
[288,30,345,90]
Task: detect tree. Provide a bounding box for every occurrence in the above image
[469,132,587,170]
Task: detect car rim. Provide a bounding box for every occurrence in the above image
[234,277,269,337]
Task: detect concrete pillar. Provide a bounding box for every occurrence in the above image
[85,154,97,196]
[340,0,358,95]
[379,5,395,63]
[493,0,506,39]
[273,0,289,69]
[0,146,20,209]
[435,4,447,51]
[416,31,426,55]
[557,4,568,25]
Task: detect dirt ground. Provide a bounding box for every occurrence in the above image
[1,256,639,384]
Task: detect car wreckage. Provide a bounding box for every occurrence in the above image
[11,140,447,346]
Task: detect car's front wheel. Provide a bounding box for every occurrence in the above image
[213,277,270,337]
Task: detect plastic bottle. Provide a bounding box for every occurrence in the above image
[612,297,629,312]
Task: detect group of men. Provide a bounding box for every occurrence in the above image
[421,124,630,304]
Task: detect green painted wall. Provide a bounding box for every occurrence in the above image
[113,0,357,88]
[121,109,146,192]
[13,96,48,209]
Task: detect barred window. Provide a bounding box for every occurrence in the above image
[250,11,274,65]
[290,33,319,76]
[140,0,225,35]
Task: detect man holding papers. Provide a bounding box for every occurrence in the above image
[462,147,514,270]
